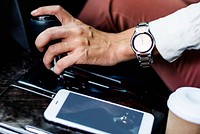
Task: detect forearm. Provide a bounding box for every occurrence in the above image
[149,2,200,62]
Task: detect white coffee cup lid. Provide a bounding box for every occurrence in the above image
[167,87,200,124]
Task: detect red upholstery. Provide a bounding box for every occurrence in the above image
[77,0,200,91]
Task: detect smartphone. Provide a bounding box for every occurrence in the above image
[44,89,154,134]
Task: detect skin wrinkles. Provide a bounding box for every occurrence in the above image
[31,5,138,74]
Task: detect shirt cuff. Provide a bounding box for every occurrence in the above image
[149,2,200,62]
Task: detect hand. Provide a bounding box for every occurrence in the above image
[31,5,134,75]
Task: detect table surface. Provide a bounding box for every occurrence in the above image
[0,38,171,134]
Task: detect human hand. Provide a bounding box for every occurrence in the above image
[31,5,134,75]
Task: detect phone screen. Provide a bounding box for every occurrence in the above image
[56,92,144,134]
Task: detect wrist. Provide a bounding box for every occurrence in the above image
[109,28,136,62]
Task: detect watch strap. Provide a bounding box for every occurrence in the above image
[136,22,149,33]
[136,53,153,68]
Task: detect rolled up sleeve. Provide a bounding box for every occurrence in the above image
[149,2,200,62]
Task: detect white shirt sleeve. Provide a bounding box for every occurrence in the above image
[149,2,200,62]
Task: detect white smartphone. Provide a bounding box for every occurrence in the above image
[44,89,154,134]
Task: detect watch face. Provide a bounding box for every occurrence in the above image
[133,33,153,53]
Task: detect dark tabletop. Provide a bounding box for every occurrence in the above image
[0,37,171,134]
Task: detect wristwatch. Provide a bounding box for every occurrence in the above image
[130,22,156,67]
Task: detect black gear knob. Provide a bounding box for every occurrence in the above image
[29,15,65,84]
[28,15,61,57]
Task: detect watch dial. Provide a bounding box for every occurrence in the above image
[133,33,152,53]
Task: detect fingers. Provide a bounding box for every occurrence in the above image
[46,46,85,75]
[35,26,66,52]
[42,36,88,69]
[53,54,78,75]
[43,41,75,69]
[35,25,84,52]
[31,5,74,24]
[30,5,122,75]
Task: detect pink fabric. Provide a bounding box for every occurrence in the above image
[153,51,200,91]
[77,0,200,91]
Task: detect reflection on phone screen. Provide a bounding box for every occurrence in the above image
[56,92,144,134]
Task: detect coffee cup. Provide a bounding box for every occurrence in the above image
[165,87,200,134]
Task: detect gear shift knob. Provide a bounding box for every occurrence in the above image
[29,15,65,83]
[28,15,61,57]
